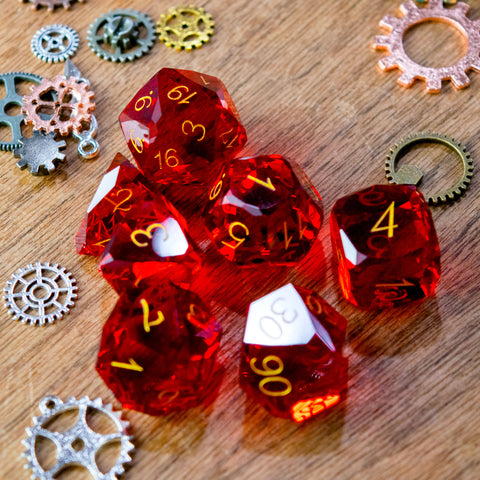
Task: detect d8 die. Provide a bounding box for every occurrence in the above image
[99,192,201,294]
[96,284,222,415]
[203,155,323,265]
[240,283,347,422]
[330,185,441,309]
[119,68,247,185]
[76,153,153,256]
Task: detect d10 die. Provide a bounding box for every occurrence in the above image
[96,284,222,415]
[330,185,441,309]
[240,283,347,422]
[76,153,153,256]
[203,155,323,265]
[99,193,201,294]
[119,68,247,186]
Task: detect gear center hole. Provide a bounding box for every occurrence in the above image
[403,20,466,68]
[32,284,50,300]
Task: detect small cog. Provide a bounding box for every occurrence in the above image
[31,24,79,64]
[19,0,85,12]
[87,9,156,62]
[157,5,215,51]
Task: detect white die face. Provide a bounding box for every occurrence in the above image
[243,283,316,347]
[87,166,120,213]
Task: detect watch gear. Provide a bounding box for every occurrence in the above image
[22,395,134,480]
[0,72,43,151]
[31,24,79,64]
[22,75,95,137]
[87,9,156,62]
[373,0,480,93]
[4,262,77,325]
[14,130,67,175]
[385,132,474,205]
[157,5,215,51]
[19,0,85,11]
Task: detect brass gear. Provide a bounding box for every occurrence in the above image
[157,5,214,51]
[19,0,85,11]
[22,75,95,137]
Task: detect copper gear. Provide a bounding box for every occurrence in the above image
[19,0,85,11]
[22,75,95,137]
[373,0,480,93]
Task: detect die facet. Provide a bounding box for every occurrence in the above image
[118,68,247,185]
[76,153,153,256]
[96,284,222,415]
[330,184,441,309]
[240,283,347,422]
[99,193,202,294]
[203,155,323,265]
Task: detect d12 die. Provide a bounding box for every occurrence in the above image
[240,283,347,422]
[119,68,247,185]
[76,153,153,256]
[99,193,201,294]
[330,185,441,309]
[96,284,222,415]
[203,155,323,265]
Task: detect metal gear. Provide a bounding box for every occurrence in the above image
[31,24,79,64]
[373,0,480,93]
[22,395,134,480]
[157,5,215,51]
[385,132,474,205]
[14,130,66,175]
[0,72,43,151]
[87,9,156,62]
[22,75,95,137]
[4,262,77,326]
[19,0,85,12]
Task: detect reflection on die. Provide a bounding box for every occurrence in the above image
[240,283,347,422]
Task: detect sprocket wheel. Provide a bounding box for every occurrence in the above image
[19,0,85,12]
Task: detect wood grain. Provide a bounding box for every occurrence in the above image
[1,1,480,479]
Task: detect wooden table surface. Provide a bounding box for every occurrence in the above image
[1,0,479,479]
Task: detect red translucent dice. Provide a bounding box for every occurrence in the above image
[76,153,152,256]
[330,185,441,309]
[203,155,323,265]
[119,68,247,185]
[99,193,201,294]
[240,284,347,422]
[96,284,222,415]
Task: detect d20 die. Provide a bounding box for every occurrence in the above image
[240,283,347,422]
[330,185,441,309]
[96,284,222,415]
[119,68,247,185]
[76,153,153,256]
[203,155,323,265]
[99,193,201,294]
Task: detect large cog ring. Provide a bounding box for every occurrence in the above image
[31,24,79,64]
[0,72,43,151]
[22,75,95,137]
[22,395,134,480]
[87,9,156,62]
[373,0,480,93]
[157,5,215,51]
[385,132,474,205]
[4,262,77,325]
[19,0,85,12]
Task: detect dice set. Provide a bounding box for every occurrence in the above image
[76,68,442,422]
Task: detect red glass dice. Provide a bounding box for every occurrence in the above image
[76,153,152,256]
[330,184,441,309]
[240,284,347,422]
[119,68,247,186]
[96,284,222,415]
[203,155,323,265]
[99,193,201,294]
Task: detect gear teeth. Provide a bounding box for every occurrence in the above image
[425,77,442,93]
[451,72,470,89]
[380,14,401,30]
[398,72,415,87]
[379,55,399,70]
[373,35,391,50]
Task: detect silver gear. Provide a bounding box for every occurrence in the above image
[87,9,156,62]
[31,24,79,64]
[4,262,77,325]
[22,395,134,480]
[20,0,85,12]
[14,130,67,175]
